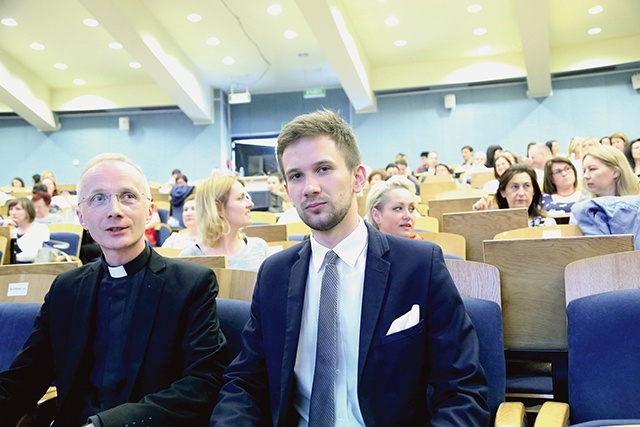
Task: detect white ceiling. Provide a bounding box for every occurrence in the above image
[1,0,639,130]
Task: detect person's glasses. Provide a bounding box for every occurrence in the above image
[79,191,150,209]
[551,166,573,176]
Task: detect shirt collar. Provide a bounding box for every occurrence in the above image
[101,244,151,278]
[310,218,368,273]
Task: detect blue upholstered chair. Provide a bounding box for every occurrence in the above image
[0,302,41,372]
[216,298,251,363]
[48,231,81,258]
[462,297,506,419]
[535,289,640,426]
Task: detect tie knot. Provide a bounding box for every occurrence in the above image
[324,250,338,266]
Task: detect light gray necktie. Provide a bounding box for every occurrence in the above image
[308,250,339,426]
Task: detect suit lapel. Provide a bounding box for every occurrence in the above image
[278,241,311,419]
[358,225,391,378]
[60,263,101,398]
[122,251,166,398]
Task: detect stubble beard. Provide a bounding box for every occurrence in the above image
[297,199,352,232]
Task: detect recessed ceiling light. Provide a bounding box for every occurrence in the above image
[284,30,297,39]
[267,4,283,15]
[588,27,602,35]
[467,4,482,13]
[1,18,17,26]
[109,42,123,50]
[30,42,45,51]
[473,27,487,36]
[588,6,603,14]
[83,18,99,27]
[222,56,235,65]
[385,16,399,27]
[206,37,220,46]
[394,39,407,47]
[129,62,142,69]
[54,63,68,70]
[73,79,86,85]
[187,13,202,22]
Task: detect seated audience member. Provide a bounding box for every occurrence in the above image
[610,131,629,153]
[545,140,560,157]
[624,138,640,177]
[32,173,41,186]
[212,109,489,426]
[32,191,65,224]
[600,136,611,146]
[11,177,24,187]
[385,162,399,177]
[395,159,420,194]
[582,145,640,198]
[180,176,268,271]
[528,143,552,184]
[434,163,454,177]
[144,204,161,246]
[502,150,518,164]
[541,157,587,218]
[170,175,195,227]
[581,136,600,155]
[415,151,430,174]
[365,176,422,240]
[456,145,474,173]
[0,154,226,425]
[162,196,199,249]
[266,172,290,213]
[366,168,387,186]
[2,197,50,262]
[567,136,583,168]
[473,164,557,227]
[484,155,512,194]
[484,144,503,169]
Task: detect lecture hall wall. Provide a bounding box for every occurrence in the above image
[0,71,638,186]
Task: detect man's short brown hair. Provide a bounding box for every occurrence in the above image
[277,110,362,180]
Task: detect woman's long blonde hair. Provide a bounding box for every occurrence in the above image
[583,145,640,197]
[196,176,246,247]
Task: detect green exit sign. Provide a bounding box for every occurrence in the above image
[303,88,326,99]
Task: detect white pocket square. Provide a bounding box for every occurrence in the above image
[386,304,420,336]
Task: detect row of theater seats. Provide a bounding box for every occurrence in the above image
[1,228,639,425]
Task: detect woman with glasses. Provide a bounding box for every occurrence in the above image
[180,176,268,272]
[541,157,587,218]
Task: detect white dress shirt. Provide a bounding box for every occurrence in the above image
[294,219,368,426]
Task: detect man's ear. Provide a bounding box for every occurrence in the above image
[353,165,367,194]
[76,209,87,229]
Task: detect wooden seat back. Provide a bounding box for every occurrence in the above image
[428,197,479,231]
[494,224,584,240]
[483,234,634,350]
[445,259,501,307]
[0,226,11,265]
[214,268,257,302]
[249,211,277,225]
[419,181,457,205]
[443,208,528,262]
[470,170,496,189]
[153,247,183,257]
[416,231,466,259]
[413,216,439,233]
[565,250,640,306]
[178,255,227,269]
[0,262,78,303]
[244,224,288,242]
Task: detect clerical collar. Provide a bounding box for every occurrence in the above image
[101,245,151,278]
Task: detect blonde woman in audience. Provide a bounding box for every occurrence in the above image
[473,164,556,227]
[2,197,50,262]
[365,176,423,240]
[162,196,199,249]
[180,176,268,271]
[582,145,640,197]
[541,157,587,218]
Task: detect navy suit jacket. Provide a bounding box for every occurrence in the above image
[212,223,489,426]
[0,249,227,427]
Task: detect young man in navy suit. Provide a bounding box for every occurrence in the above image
[212,110,489,426]
[0,154,227,426]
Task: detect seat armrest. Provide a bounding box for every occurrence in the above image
[495,401,528,426]
[533,401,570,427]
